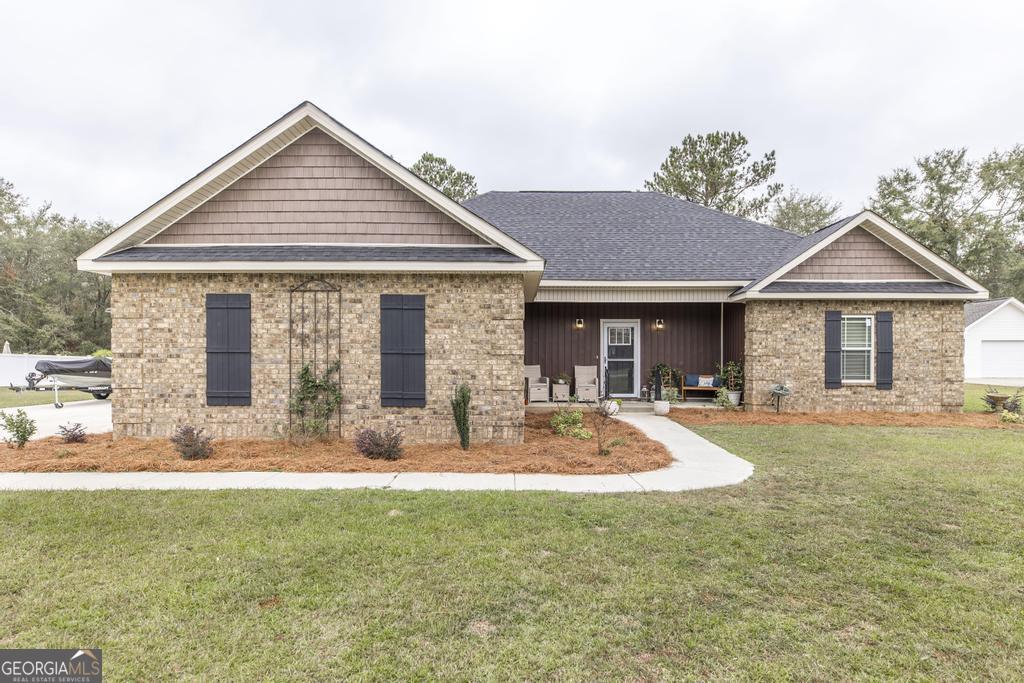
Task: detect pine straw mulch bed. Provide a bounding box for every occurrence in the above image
[669,408,1024,429]
[3,413,671,474]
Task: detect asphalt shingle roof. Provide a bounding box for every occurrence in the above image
[463,191,801,281]
[97,246,524,263]
[964,298,1009,327]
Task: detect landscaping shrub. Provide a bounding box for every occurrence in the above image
[592,401,617,455]
[662,387,680,404]
[1,409,37,449]
[170,424,214,460]
[713,386,735,409]
[550,408,583,435]
[57,422,87,444]
[289,362,343,439]
[451,383,471,450]
[1002,410,1024,424]
[355,427,404,460]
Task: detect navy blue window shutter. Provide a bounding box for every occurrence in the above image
[825,310,842,389]
[381,295,426,407]
[206,294,251,406]
[876,311,893,390]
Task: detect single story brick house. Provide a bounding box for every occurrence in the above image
[79,102,988,443]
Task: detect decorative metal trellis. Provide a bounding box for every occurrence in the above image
[288,277,343,436]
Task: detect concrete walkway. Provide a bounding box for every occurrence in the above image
[0,414,753,493]
[0,399,112,440]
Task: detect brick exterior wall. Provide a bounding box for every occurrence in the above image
[743,300,964,412]
[110,272,525,443]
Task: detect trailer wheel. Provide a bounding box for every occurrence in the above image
[91,392,110,400]
[54,401,64,409]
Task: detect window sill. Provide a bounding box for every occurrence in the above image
[841,380,875,386]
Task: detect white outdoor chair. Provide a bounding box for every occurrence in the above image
[524,365,550,403]
[575,365,599,403]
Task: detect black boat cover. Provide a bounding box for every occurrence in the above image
[35,357,112,375]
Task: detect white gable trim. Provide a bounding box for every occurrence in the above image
[748,210,987,296]
[78,102,545,267]
[965,297,1024,331]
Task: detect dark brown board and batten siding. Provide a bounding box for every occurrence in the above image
[148,128,487,246]
[524,302,745,381]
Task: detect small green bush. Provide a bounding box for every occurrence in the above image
[170,424,213,460]
[609,437,628,448]
[662,387,680,404]
[1001,410,1023,424]
[355,427,404,460]
[451,383,471,450]
[1,409,37,449]
[568,426,593,440]
[550,408,584,436]
[713,386,734,409]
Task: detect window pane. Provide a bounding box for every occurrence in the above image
[842,317,871,348]
[842,350,871,381]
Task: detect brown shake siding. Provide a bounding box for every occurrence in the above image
[147,128,487,246]
[782,227,935,280]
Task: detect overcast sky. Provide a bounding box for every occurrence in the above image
[3,0,1023,226]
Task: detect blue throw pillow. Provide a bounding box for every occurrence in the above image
[713,376,722,387]
[684,373,700,387]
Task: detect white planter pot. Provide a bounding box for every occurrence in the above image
[727,391,742,406]
[600,400,620,416]
[653,400,670,416]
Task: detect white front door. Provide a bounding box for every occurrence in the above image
[601,320,640,398]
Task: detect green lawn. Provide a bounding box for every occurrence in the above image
[964,382,1024,412]
[2,425,1023,680]
[0,389,93,409]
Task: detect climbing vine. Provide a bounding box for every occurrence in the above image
[289,362,343,439]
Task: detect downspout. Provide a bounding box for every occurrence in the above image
[720,302,724,367]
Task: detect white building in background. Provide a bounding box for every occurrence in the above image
[964,297,1024,385]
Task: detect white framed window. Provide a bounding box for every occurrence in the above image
[841,315,874,383]
[608,327,633,346]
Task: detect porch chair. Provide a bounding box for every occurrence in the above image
[524,365,550,403]
[574,365,599,403]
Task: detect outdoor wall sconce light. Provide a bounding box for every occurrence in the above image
[575,318,584,329]
[655,318,665,330]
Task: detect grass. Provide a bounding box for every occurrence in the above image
[0,389,93,409]
[2,425,1023,680]
[964,382,1023,413]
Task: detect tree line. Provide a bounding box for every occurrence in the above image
[0,179,112,354]
[416,135,1024,301]
[2,133,1021,354]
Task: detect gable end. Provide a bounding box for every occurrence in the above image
[779,227,935,281]
[145,129,487,246]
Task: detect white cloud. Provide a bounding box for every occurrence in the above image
[2,0,1023,223]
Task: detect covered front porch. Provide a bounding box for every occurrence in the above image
[524,301,745,402]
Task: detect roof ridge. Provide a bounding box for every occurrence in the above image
[660,193,803,239]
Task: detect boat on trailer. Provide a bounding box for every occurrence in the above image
[19,357,113,408]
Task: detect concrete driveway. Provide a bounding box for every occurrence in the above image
[0,399,112,441]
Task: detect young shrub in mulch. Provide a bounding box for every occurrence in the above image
[713,386,735,409]
[451,383,471,450]
[550,407,592,440]
[1,409,37,449]
[170,424,214,460]
[592,401,619,456]
[355,427,404,460]
[57,422,88,444]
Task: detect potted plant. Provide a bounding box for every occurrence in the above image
[717,361,744,407]
[555,372,571,385]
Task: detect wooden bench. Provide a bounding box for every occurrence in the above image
[681,385,718,400]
